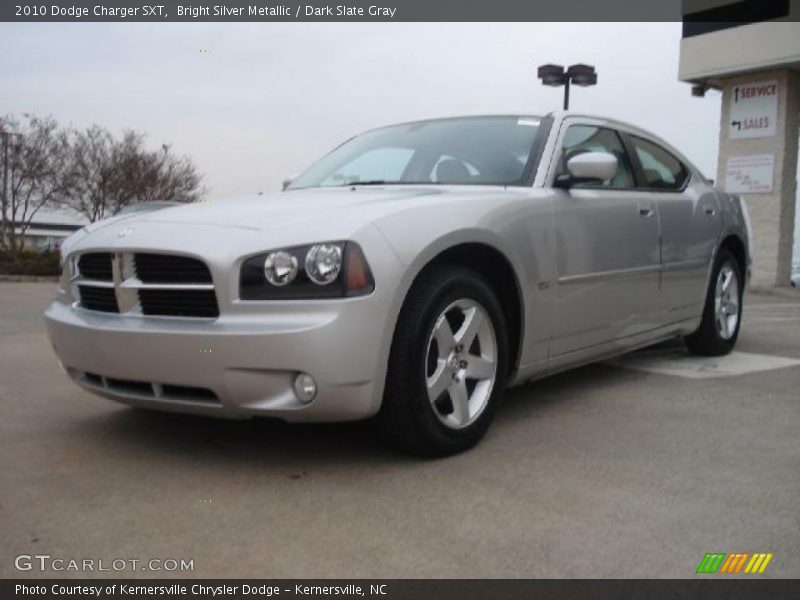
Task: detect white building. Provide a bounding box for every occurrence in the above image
[679,0,800,286]
[5,207,87,251]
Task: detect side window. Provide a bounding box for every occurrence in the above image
[560,125,634,189]
[629,136,688,190]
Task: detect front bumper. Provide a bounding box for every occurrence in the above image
[44,297,387,422]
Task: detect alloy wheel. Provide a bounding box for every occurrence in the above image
[424,298,497,429]
[714,262,740,340]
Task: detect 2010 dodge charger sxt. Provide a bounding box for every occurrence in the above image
[45,112,751,455]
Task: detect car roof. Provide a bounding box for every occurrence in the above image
[546,110,704,177]
[355,114,545,136]
[351,112,704,180]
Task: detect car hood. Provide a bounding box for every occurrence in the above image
[137,187,464,231]
[68,185,535,261]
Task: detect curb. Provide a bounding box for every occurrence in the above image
[0,274,60,282]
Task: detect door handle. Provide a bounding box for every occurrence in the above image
[704,206,717,217]
[638,206,655,218]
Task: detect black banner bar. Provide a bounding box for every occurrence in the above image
[4,0,685,23]
[7,0,800,23]
[5,580,800,600]
[683,0,792,37]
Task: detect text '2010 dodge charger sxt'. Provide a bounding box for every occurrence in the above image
[45,112,751,455]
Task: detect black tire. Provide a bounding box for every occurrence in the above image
[377,266,509,457]
[684,249,743,356]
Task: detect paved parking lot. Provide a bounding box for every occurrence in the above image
[1,282,798,578]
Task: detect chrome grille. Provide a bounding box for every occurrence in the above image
[77,285,119,313]
[134,253,213,284]
[72,252,219,318]
[78,252,114,281]
[139,289,219,318]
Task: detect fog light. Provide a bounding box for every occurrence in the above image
[294,373,317,404]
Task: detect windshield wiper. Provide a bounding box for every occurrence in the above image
[341,180,389,186]
[336,180,441,187]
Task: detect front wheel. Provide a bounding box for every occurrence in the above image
[378,266,509,456]
[684,249,743,356]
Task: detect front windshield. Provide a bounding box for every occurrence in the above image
[288,116,542,189]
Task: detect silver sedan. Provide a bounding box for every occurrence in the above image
[45,112,751,455]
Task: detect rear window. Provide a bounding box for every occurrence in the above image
[629,136,689,190]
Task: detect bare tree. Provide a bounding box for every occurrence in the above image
[0,114,71,253]
[121,138,202,205]
[66,127,203,223]
[1,115,204,253]
[63,124,115,223]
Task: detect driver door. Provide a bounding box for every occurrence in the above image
[550,123,662,357]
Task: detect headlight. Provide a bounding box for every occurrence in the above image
[263,251,298,286]
[240,241,374,300]
[305,244,342,285]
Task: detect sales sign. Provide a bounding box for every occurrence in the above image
[724,154,775,194]
[729,80,778,139]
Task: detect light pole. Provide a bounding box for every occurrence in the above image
[537,64,598,110]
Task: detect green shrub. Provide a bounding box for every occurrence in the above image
[0,249,61,276]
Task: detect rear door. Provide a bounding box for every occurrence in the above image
[623,133,721,318]
[549,121,662,356]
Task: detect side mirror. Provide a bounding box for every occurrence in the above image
[281,176,295,191]
[555,151,618,188]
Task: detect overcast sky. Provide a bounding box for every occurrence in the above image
[1,22,722,199]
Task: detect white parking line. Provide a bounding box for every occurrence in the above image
[745,316,800,322]
[610,350,800,379]
[745,303,800,309]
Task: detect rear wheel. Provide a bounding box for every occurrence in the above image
[685,249,743,356]
[378,266,508,456]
